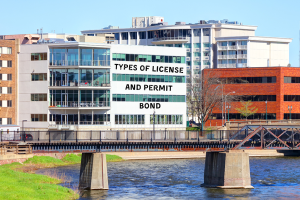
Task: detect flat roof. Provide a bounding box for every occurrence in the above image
[81,24,257,34]
[215,36,292,43]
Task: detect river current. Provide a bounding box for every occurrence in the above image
[36,157,300,199]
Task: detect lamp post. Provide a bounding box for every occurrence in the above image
[227,105,231,122]
[288,105,293,120]
[224,91,235,123]
[265,101,268,121]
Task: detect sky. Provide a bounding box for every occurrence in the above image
[1,0,299,66]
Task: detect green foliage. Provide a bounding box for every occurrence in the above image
[61,154,81,164]
[0,166,78,200]
[235,100,258,120]
[106,154,124,162]
[24,156,64,165]
[186,127,201,131]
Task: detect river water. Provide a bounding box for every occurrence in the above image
[36,157,300,199]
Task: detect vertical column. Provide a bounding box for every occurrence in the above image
[247,41,250,67]
[191,29,194,77]
[128,32,130,45]
[119,32,122,45]
[136,31,139,45]
[79,153,109,190]
[200,28,203,71]
[209,28,212,69]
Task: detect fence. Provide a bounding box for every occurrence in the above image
[0,144,32,155]
[0,130,243,143]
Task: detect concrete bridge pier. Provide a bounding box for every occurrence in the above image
[79,153,109,190]
[201,150,253,189]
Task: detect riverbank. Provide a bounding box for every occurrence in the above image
[0,154,123,200]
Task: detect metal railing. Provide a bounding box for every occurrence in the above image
[238,45,247,49]
[49,101,110,108]
[218,46,227,50]
[153,37,188,41]
[218,55,227,59]
[237,54,247,59]
[228,55,237,59]
[1,130,243,143]
[49,60,110,67]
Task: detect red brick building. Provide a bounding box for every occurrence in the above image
[203,67,300,126]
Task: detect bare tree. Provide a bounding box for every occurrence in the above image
[186,70,237,129]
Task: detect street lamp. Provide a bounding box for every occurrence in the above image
[265,101,268,121]
[224,91,235,123]
[288,105,293,120]
[226,105,231,122]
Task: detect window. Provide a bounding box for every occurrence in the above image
[31,94,47,101]
[220,77,276,84]
[7,48,12,54]
[31,114,47,122]
[130,32,137,39]
[115,114,144,125]
[31,73,47,81]
[175,44,182,48]
[121,32,128,40]
[148,31,154,39]
[7,118,12,124]
[139,32,146,39]
[7,74,12,80]
[0,74,2,80]
[114,33,119,40]
[284,77,300,83]
[0,118,2,125]
[150,114,183,125]
[7,87,12,94]
[193,43,200,48]
[113,74,185,83]
[0,100,2,107]
[113,94,185,102]
[203,43,210,47]
[7,61,12,67]
[184,43,191,48]
[112,53,185,64]
[0,60,2,67]
[31,53,47,61]
[7,100,12,107]
[194,52,201,57]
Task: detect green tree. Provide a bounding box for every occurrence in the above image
[235,100,258,121]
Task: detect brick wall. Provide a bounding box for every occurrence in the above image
[0,40,17,125]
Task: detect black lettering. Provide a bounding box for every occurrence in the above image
[129,65,133,70]
[152,66,157,72]
[169,67,174,73]
[144,85,149,90]
[149,85,153,91]
[150,103,155,109]
[164,66,168,73]
[119,64,123,70]
[124,64,128,70]
[140,103,144,109]
[133,65,137,71]
[180,67,184,73]
[145,103,149,109]
[168,85,173,91]
[137,84,141,90]
[146,65,150,71]
[159,66,164,72]
[175,67,179,73]
[114,64,119,69]
[156,103,161,109]
[153,85,158,91]
[125,84,130,90]
[159,85,166,91]
[130,84,136,90]
[140,65,145,71]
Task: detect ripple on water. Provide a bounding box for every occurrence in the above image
[35,157,300,199]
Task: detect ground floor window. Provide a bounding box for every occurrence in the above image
[150,115,183,124]
[115,115,144,125]
[49,114,110,125]
[31,114,47,122]
[210,113,276,120]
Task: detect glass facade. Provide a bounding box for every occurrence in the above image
[112,53,185,64]
[112,94,185,102]
[112,74,185,83]
[115,114,145,125]
[150,114,183,124]
[49,48,110,66]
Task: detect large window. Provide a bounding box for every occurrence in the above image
[93,114,110,125]
[7,61,12,67]
[31,114,47,122]
[284,77,300,83]
[113,74,185,83]
[115,114,144,125]
[31,53,47,61]
[7,74,12,80]
[121,32,128,40]
[112,94,185,102]
[31,73,47,81]
[7,100,12,107]
[112,53,185,64]
[219,77,276,84]
[284,95,300,101]
[150,114,183,124]
[130,32,137,39]
[210,113,276,120]
[284,113,300,119]
[233,95,276,102]
[31,94,47,101]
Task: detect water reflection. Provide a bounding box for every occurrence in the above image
[36,157,300,199]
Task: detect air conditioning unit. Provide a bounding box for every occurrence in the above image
[186,57,190,61]
[186,49,190,52]
[195,66,200,69]
[195,48,199,51]
[195,57,199,60]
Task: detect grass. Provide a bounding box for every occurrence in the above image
[0,153,124,200]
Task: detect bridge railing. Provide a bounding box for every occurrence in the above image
[0,130,247,143]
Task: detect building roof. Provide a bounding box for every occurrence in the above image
[215,36,292,43]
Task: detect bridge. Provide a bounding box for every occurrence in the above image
[2,125,300,152]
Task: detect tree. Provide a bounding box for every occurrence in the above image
[235,100,258,120]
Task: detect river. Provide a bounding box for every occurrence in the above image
[36,157,300,199]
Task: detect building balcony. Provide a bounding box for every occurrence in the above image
[228,55,237,59]
[202,65,210,69]
[203,47,210,51]
[49,59,110,67]
[203,56,210,60]
[151,37,189,45]
[186,57,190,61]
[228,46,237,50]
[238,45,247,49]
[237,54,247,59]
[48,121,109,130]
[218,55,227,59]
[237,63,247,68]
[49,101,110,109]
[50,81,111,88]
[218,64,227,68]
[218,46,227,50]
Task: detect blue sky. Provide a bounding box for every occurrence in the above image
[1,0,299,66]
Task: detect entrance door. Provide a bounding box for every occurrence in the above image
[62,114,68,125]
[61,93,68,107]
[61,73,68,86]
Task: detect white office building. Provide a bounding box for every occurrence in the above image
[18,42,186,131]
[81,17,291,73]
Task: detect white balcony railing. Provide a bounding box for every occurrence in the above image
[227,64,236,68]
[218,46,227,50]
[238,45,247,49]
[237,63,247,68]
[203,56,210,60]
[218,55,227,59]
[228,55,237,59]
[228,46,237,50]
[237,54,247,59]
[218,64,227,68]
